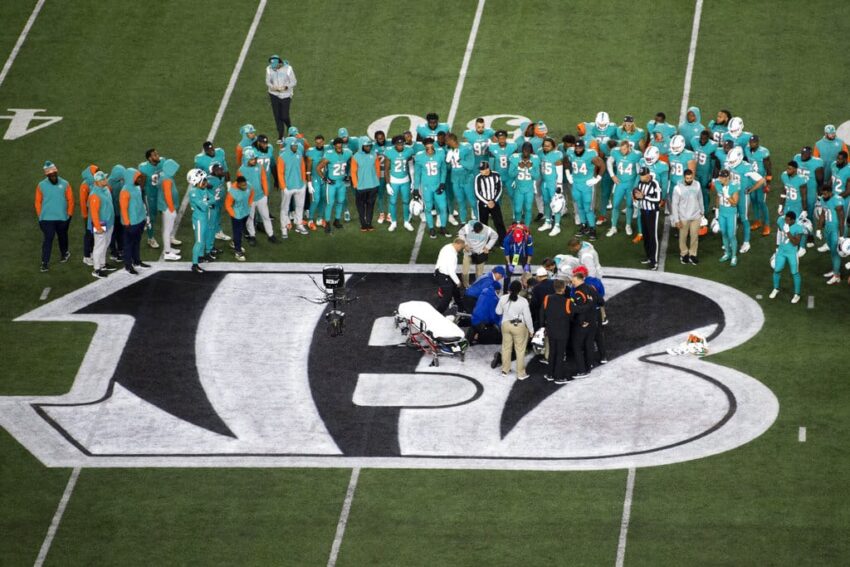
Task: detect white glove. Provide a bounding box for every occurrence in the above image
[798,210,807,221]
[565,171,574,185]
[386,184,394,197]
[815,229,822,240]
[777,204,783,215]
[586,175,601,187]
[307,181,314,195]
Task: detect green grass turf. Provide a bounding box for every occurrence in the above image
[1,0,849,565]
[44,468,350,567]
[338,469,626,567]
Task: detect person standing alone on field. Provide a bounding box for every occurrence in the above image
[670,168,704,265]
[266,55,296,142]
[35,161,74,272]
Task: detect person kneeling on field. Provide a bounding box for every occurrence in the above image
[468,279,502,345]
[462,265,505,314]
[225,176,253,262]
[457,220,498,287]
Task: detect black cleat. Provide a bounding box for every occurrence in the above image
[125,266,138,275]
[191,264,205,273]
[680,255,688,264]
[534,212,545,222]
[333,219,343,229]
[689,255,699,265]
[429,228,437,239]
[135,262,151,268]
[268,235,279,244]
[554,377,573,385]
[40,263,49,272]
[60,251,71,263]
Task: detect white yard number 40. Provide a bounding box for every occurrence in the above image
[0,108,63,140]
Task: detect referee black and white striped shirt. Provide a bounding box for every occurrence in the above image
[637,178,662,211]
[474,172,502,203]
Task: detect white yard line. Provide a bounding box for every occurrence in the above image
[658,0,703,274]
[614,467,636,567]
[33,467,80,567]
[618,2,704,564]
[798,427,807,442]
[409,0,486,265]
[0,0,46,89]
[326,467,361,567]
[807,295,814,309]
[39,287,51,301]
[164,0,268,260]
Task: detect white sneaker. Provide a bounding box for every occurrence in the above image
[625,225,633,236]
[845,261,850,270]
[404,221,414,232]
[344,210,351,222]
[549,225,561,237]
[791,294,800,304]
[388,221,397,232]
[295,225,309,235]
[806,241,814,248]
[797,248,806,258]
[817,243,830,253]
[606,227,618,237]
[823,271,834,278]
[607,202,613,210]
[281,227,289,239]
[164,251,181,261]
[215,231,231,241]
[768,288,779,299]
[539,221,552,232]
[377,213,385,224]
[171,237,182,246]
[82,256,93,266]
[448,214,459,226]
[739,242,751,254]
[435,215,442,228]
[826,275,840,285]
[147,237,160,249]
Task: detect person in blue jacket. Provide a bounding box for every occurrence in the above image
[462,265,505,313]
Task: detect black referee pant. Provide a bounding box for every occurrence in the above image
[478,201,506,242]
[641,209,660,267]
[269,95,292,141]
[435,271,462,314]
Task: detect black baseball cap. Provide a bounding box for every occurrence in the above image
[479,161,490,170]
[718,169,730,178]
[392,135,404,145]
[638,166,650,175]
[623,115,635,123]
[575,139,586,148]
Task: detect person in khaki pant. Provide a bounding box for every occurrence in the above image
[496,279,535,380]
[670,169,704,265]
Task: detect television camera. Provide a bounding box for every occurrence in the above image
[300,265,359,337]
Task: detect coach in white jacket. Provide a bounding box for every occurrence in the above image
[457,220,498,286]
[266,54,297,142]
[670,169,704,264]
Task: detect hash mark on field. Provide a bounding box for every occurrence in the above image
[0,0,46,89]
[327,467,361,567]
[615,467,636,567]
[798,427,806,442]
[807,295,814,309]
[34,467,80,567]
[166,0,268,260]
[409,0,486,264]
[39,287,50,301]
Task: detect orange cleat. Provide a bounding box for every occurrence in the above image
[632,234,643,244]
[750,221,762,230]
[761,225,771,237]
[308,221,317,231]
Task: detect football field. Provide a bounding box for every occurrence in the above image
[2,1,850,565]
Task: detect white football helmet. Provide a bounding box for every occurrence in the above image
[769,252,776,269]
[554,254,579,277]
[186,168,207,187]
[595,111,610,131]
[531,328,546,355]
[798,217,814,234]
[710,217,720,234]
[727,146,744,169]
[550,193,566,215]
[838,237,850,258]
[669,135,686,156]
[243,147,257,161]
[409,194,424,217]
[644,146,660,165]
[699,216,709,228]
[729,117,744,137]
